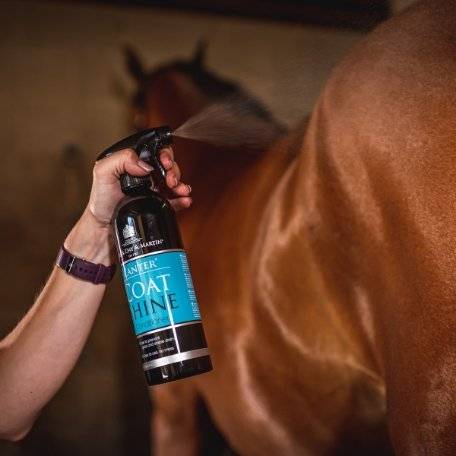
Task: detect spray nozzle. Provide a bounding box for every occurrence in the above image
[97,126,173,194]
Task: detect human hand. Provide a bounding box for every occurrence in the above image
[87,147,191,228]
[64,147,191,265]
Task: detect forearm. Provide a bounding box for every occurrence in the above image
[0,210,114,440]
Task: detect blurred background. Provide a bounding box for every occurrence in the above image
[0,0,415,454]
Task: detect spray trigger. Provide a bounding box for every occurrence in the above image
[96,126,173,193]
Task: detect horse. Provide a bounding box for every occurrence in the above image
[125,1,456,454]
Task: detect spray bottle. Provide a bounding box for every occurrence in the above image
[97,127,212,385]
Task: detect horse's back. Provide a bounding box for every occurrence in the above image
[150,2,456,454]
[292,0,456,453]
[189,1,456,454]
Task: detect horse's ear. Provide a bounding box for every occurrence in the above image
[124,45,146,82]
[192,39,207,68]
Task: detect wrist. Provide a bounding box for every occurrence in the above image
[64,208,115,266]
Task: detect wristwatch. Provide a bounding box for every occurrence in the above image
[56,245,116,284]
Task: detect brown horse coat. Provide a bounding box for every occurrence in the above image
[130,1,456,454]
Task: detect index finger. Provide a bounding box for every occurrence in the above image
[159,147,174,170]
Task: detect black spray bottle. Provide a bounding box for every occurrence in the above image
[97,127,212,385]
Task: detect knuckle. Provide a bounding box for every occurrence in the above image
[121,148,136,161]
[93,161,102,178]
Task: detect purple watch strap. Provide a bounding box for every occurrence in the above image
[56,245,116,284]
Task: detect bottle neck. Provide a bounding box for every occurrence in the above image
[120,173,152,195]
[123,184,154,197]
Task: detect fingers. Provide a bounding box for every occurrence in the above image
[171,182,192,196]
[159,147,174,170]
[159,147,190,199]
[95,147,192,208]
[160,147,182,188]
[94,148,151,184]
[169,197,192,211]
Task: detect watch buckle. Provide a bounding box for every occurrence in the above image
[65,256,76,274]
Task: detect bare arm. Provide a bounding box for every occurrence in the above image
[0,147,190,440]
[0,211,111,440]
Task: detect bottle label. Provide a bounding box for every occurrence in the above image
[121,249,201,336]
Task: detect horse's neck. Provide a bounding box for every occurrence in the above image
[176,138,264,242]
[157,75,288,237]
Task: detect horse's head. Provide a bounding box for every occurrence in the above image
[126,41,228,130]
[126,41,201,130]
[124,42,285,221]
[125,41,283,134]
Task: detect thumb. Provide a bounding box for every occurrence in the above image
[94,148,152,184]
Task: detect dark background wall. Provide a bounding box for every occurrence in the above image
[0,0,412,454]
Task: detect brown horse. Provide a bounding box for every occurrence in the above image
[125,1,456,454]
